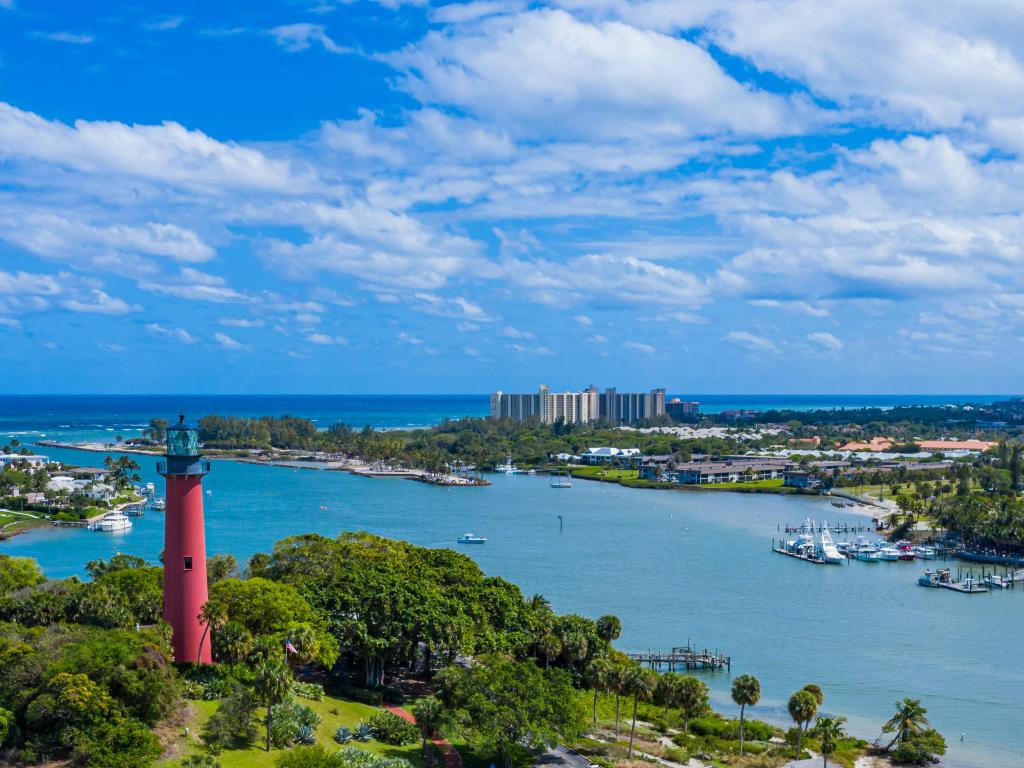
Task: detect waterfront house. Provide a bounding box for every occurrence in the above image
[66,467,111,483]
[0,454,50,471]
[638,455,676,480]
[675,459,792,484]
[783,470,821,489]
[580,447,642,466]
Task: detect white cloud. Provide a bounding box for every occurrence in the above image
[574,315,593,327]
[214,332,247,350]
[306,333,348,345]
[99,343,128,352]
[750,299,830,318]
[41,32,94,44]
[625,341,656,354]
[219,318,264,328]
[144,16,185,31]
[145,323,196,344]
[0,317,22,329]
[497,325,534,339]
[62,290,140,315]
[807,331,843,351]
[725,330,777,352]
[140,268,250,303]
[398,332,424,345]
[269,23,349,54]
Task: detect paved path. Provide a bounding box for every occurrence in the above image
[385,705,462,768]
[537,746,591,768]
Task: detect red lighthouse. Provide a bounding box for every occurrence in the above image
[158,415,212,664]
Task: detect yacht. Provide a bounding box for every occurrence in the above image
[819,522,845,564]
[144,482,155,495]
[919,568,952,588]
[984,573,1011,589]
[897,541,916,561]
[854,541,881,562]
[95,512,132,532]
[879,545,901,561]
[457,533,487,544]
[914,545,936,560]
[494,456,519,474]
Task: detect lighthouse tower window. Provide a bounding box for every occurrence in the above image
[183,556,193,571]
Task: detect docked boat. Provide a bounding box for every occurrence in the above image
[879,545,901,561]
[897,542,916,561]
[494,456,520,474]
[457,533,487,544]
[819,522,845,564]
[855,543,881,562]
[830,500,844,508]
[914,546,936,560]
[919,568,952,587]
[95,512,132,532]
[144,482,155,495]
[984,574,1011,589]
[152,498,166,511]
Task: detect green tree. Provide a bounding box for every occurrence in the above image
[607,664,627,738]
[412,696,444,757]
[255,658,293,751]
[198,600,229,663]
[443,657,585,768]
[675,676,708,734]
[813,716,847,768]
[882,698,930,750]
[731,674,761,755]
[584,658,612,726]
[595,614,621,654]
[624,664,656,758]
[788,689,818,758]
[656,670,682,719]
[802,683,825,706]
[0,554,45,594]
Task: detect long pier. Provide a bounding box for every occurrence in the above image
[779,522,871,534]
[628,646,731,672]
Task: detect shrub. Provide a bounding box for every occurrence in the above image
[649,715,670,734]
[354,722,373,742]
[297,725,316,745]
[293,681,325,701]
[335,726,353,744]
[892,729,946,765]
[367,711,419,746]
[270,702,323,747]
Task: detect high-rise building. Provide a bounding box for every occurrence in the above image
[666,398,701,420]
[158,415,212,664]
[491,385,662,424]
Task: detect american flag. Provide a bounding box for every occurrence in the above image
[285,639,297,654]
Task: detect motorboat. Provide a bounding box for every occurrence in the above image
[897,542,916,561]
[919,568,952,587]
[457,533,487,544]
[152,498,166,511]
[914,546,936,560]
[95,512,132,532]
[494,456,520,474]
[984,574,1011,589]
[144,482,155,495]
[880,545,901,561]
[856,544,880,561]
[818,522,845,564]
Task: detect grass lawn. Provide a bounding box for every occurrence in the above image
[569,466,640,481]
[694,478,787,490]
[158,695,427,768]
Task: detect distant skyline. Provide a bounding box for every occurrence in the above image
[2,2,1024,394]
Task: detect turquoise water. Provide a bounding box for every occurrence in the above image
[9,445,1024,768]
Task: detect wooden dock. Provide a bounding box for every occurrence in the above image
[780,522,871,535]
[628,646,731,672]
[772,544,830,565]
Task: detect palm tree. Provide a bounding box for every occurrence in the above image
[216,621,253,665]
[561,632,589,670]
[657,671,682,718]
[584,658,612,727]
[802,683,825,706]
[676,676,708,734]
[527,593,552,614]
[196,600,228,663]
[254,657,292,751]
[788,689,818,758]
[538,632,562,668]
[624,665,656,758]
[814,716,848,768]
[413,696,444,757]
[882,698,929,750]
[608,664,627,738]
[731,674,761,755]
[595,614,622,654]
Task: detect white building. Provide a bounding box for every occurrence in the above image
[580,447,642,465]
[491,385,664,425]
[46,476,117,501]
[0,454,50,471]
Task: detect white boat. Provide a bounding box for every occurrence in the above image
[914,546,936,560]
[144,482,155,495]
[494,456,520,474]
[818,522,845,564]
[879,545,901,561]
[854,542,881,562]
[919,568,952,587]
[457,533,487,544]
[550,475,573,489]
[95,512,132,532]
[984,574,1011,589]
[152,498,166,511]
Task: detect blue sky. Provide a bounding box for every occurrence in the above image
[2,1,1023,394]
